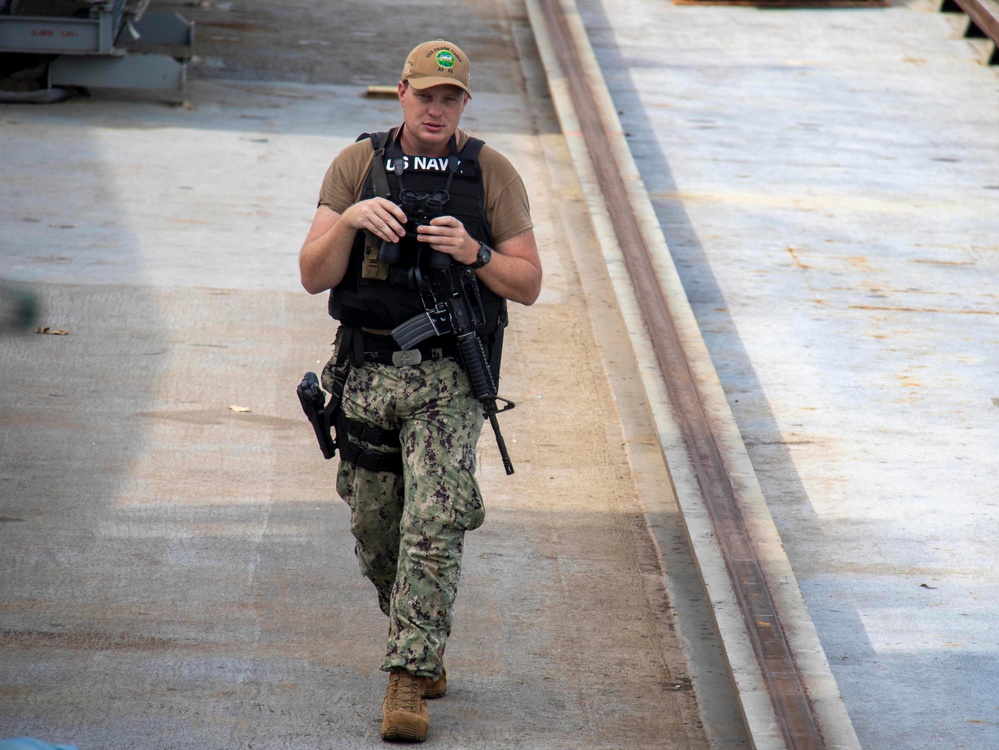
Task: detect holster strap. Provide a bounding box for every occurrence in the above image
[343,416,400,447]
[339,441,403,474]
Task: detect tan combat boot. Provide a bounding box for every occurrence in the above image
[421,666,447,699]
[381,670,429,742]
[421,645,446,699]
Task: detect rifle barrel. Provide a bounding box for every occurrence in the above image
[489,412,515,475]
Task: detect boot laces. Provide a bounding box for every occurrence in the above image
[387,671,422,712]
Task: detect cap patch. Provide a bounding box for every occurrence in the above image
[435,50,455,69]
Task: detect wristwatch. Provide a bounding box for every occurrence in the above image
[469,242,492,270]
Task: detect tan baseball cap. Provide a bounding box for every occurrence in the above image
[401,40,472,98]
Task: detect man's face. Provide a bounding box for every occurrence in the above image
[397,82,469,156]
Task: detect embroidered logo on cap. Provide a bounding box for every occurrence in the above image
[435,50,455,69]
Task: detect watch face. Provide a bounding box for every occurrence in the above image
[478,245,491,265]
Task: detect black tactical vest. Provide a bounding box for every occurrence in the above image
[328,129,506,336]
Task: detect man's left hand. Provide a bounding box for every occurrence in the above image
[417,216,478,265]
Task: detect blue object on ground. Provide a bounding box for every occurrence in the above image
[0,739,78,750]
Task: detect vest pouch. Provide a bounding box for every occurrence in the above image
[361,231,389,281]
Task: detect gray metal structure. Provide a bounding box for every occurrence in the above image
[0,0,193,91]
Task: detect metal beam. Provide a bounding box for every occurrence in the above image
[130,11,194,47]
[48,53,185,90]
[0,14,115,55]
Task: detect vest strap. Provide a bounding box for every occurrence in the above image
[369,127,396,199]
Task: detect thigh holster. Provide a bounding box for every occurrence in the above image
[337,412,403,474]
[332,326,404,474]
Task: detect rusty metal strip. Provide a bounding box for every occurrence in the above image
[534,0,827,747]
[673,0,884,7]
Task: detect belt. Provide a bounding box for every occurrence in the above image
[364,339,458,367]
[360,331,457,366]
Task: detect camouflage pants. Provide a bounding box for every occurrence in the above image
[332,356,484,681]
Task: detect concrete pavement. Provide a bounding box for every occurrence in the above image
[580,0,999,747]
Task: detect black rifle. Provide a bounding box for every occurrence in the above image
[393,263,516,475]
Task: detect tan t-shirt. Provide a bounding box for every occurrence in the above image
[317,128,533,245]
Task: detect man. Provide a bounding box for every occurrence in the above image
[299,40,542,742]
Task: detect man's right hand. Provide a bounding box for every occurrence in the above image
[300,198,407,294]
[345,197,408,244]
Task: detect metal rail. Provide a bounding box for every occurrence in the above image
[533,0,828,747]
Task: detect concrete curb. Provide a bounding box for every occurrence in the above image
[523,0,863,747]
